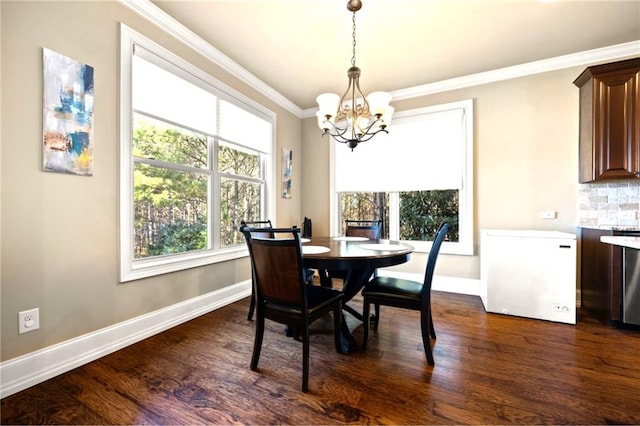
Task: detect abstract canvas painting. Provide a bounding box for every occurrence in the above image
[42,48,94,175]
[282,148,292,199]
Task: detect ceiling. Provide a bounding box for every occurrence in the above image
[150,0,640,110]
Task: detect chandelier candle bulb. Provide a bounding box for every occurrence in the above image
[380,106,394,128]
[316,93,340,117]
[367,91,392,116]
[316,111,334,131]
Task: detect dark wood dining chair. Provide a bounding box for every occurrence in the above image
[361,222,449,365]
[244,227,344,392]
[240,220,274,321]
[241,220,316,321]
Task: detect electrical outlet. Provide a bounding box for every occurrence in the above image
[18,308,40,334]
[539,211,557,220]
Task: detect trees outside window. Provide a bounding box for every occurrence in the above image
[399,190,459,241]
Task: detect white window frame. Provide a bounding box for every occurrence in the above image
[119,24,276,282]
[330,99,474,255]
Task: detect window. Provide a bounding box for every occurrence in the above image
[120,26,275,281]
[332,100,473,255]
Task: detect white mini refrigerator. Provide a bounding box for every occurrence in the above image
[480,229,577,324]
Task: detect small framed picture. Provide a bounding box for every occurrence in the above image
[282,148,292,199]
[42,48,94,176]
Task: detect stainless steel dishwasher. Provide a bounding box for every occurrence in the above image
[623,248,640,325]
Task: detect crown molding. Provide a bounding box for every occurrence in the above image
[119,0,638,120]
[390,40,640,101]
[119,0,304,117]
[301,40,640,118]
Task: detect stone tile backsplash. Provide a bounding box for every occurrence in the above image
[578,182,640,228]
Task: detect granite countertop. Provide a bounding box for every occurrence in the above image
[600,236,640,249]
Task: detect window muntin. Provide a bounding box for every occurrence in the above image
[120,25,274,281]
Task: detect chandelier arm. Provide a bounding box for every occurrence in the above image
[321,118,350,139]
[353,117,389,142]
[352,128,389,144]
[321,115,388,145]
[324,127,388,146]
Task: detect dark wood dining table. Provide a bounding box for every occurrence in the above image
[301,236,414,352]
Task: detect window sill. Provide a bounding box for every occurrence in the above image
[406,240,473,256]
[120,246,248,282]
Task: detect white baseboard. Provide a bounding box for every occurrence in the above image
[0,274,477,398]
[0,280,251,399]
[378,271,482,297]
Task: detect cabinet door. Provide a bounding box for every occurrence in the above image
[593,69,640,181]
[581,228,613,322]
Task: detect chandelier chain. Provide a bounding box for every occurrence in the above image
[351,11,357,67]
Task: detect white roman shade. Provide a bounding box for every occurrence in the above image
[218,99,272,154]
[335,106,465,192]
[133,48,271,155]
[132,51,217,136]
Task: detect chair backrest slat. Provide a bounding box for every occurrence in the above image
[240,220,274,238]
[345,219,382,240]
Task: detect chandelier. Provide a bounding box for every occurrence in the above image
[316,0,393,150]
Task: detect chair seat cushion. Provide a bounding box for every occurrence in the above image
[362,276,423,304]
[267,285,342,317]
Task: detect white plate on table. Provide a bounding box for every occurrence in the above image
[360,243,408,252]
[302,245,331,254]
[300,237,310,243]
[333,236,369,241]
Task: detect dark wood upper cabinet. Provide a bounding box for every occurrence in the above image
[574,58,640,183]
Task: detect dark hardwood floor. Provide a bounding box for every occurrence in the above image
[2,290,640,425]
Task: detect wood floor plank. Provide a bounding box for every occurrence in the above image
[2,291,640,425]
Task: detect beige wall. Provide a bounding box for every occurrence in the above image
[302,68,581,279]
[0,1,302,361]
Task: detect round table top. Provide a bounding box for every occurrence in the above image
[302,236,414,270]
